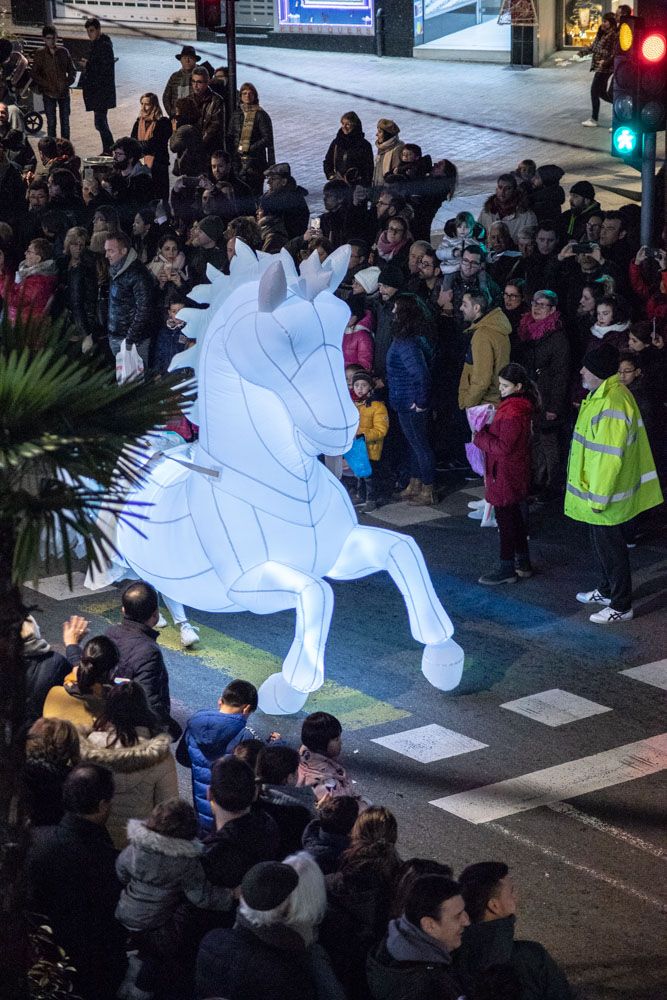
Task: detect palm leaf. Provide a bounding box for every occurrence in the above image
[0,313,198,585]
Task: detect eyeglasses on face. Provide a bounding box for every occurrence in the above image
[532,299,551,307]
[504,292,522,299]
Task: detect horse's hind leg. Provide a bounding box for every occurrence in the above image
[228,561,334,715]
[326,525,464,692]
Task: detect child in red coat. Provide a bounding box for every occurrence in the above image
[474,362,540,585]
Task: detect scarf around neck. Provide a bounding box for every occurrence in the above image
[591,320,630,339]
[239,105,259,155]
[376,230,409,260]
[518,308,561,342]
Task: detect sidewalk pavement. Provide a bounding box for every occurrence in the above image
[67,35,640,217]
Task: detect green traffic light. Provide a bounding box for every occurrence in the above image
[612,126,639,154]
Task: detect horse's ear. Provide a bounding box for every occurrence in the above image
[322,244,352,293]
[279,247,299,286]
[258,260,288,313]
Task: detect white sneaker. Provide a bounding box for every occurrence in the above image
[468,508,484,520]
[576,589,611,606]
[581,118,599,127]
[156,613,168,628]
[590,607,634,624]
[467,499,486,510]
[180,622,200,648]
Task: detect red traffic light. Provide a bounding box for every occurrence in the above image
[641,32,666,63]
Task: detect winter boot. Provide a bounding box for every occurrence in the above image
[397,477,421,500]
[409,483,436,506]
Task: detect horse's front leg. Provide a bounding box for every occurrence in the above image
[326,526,464,692]
[228,561,334,715]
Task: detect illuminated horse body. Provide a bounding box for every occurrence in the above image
[111,243,464,713]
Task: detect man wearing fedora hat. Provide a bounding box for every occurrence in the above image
[163,45,200,121]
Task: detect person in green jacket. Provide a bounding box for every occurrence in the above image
[565,342,663,623]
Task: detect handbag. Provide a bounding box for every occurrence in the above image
[115,339,145,384]
[344,436,372,478]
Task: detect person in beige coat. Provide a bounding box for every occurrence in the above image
[78,681,177,848]
[458,292,512,410]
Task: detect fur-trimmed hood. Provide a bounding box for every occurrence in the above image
[79,727,172,772]
[126,817,203,857]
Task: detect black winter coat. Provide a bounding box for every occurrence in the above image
[196,916,317,1000]
[454,915,573,1000]
[106,250,155,345]
[81,32,116,112]
[228,107,275,173]
[257,785,313,859]
[323,128,374,186]
[130,115,172,167]
[26,814,126,1000]
[0,160,27,228]
[202,805,280,888]
[366,937,467,1000]
[262,180,309,241]
[515,323,571,424]
[64,252,99,341]
[24,644,79,726]
[106,619,171,723]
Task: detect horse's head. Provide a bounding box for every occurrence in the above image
[224,246,359,456]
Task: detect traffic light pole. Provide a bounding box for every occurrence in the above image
[225,0,237,124]
[640,131,657,246]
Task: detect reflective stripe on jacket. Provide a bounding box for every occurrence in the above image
[565,375,662,525]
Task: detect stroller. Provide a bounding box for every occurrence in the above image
[0,38,44,134]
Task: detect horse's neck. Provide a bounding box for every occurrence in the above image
[197,367,317,493]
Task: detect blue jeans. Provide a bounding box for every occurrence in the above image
[93,109,114,153]
[397,409,435,486]
[43,94,71,139]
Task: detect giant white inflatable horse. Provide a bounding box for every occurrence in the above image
[101,242,464,714]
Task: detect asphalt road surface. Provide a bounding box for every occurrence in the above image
[26,473,666,1000]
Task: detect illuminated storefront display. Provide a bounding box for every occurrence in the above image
[276,0,374,34]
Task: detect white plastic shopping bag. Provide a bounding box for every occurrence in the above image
[115,339,145,384]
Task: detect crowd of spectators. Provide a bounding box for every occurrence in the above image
[4,19,666,996]
[23,581,574,1000]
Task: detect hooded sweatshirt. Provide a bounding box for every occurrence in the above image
[366,916,468,1000]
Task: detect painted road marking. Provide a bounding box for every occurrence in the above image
[78,599,410,732]
[372,723,487,763]
[546,801,665,859]
[488,822,667,913]
[621,660,667,691]
[430,733,667,824]
[501,688,611,727]
[23,572,115,600]
[368,502,449,527]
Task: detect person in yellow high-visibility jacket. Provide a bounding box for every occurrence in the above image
[565,343,663,623]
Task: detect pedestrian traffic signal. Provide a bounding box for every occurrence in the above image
[611,16,642,161]
[611,16,666,162]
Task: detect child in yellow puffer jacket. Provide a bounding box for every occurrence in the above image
[352,370,389,512]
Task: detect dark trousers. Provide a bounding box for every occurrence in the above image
[397,409,435,486]
[93,109,114,152]
[43,94,70,139]
[590,72,612,120]
[495,504,529,561]
[588,522,632,611]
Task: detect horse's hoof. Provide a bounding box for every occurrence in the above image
[421,638,464,691]
[258,673,310,715]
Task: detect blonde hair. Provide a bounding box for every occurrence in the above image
[64,227,89,256]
